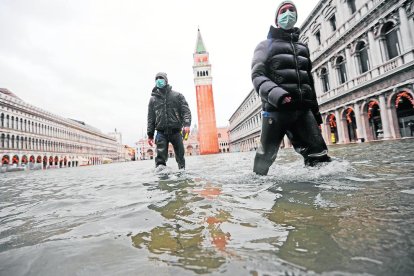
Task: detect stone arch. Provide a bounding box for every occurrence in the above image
[341,107,358,142]
[21,155,28,164]
[363,99,382,141]
[388,89,414,137]
[325,113,338,144]
[11,155,19,165]
[2,155,10,165]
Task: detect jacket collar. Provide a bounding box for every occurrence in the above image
[267,25,300,42]
[151,85,171,97]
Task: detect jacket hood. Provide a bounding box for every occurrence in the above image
[267,25,300,41]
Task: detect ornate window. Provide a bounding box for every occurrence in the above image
[356,41,370,73]
[329,15,337,31]
[336,56,348,84]
[320,68,330,92]
[347,0,356,14]
[315,31,321,45]
[382,22,400,60]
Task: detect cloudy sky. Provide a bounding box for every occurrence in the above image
[0,0,319,146]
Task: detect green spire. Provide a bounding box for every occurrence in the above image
[195,28,207,54]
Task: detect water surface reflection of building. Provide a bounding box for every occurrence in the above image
[229,0,414,150]
[0,88,118,172]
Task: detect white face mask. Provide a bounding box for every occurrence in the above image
[278,10,297,30]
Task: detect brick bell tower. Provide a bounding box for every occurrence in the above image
[193,28,219,155]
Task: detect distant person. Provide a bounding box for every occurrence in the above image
[251,0,331,175]
[408,120,414,136]
[147,72,192,169]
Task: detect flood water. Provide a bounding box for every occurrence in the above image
[1,139,413,276]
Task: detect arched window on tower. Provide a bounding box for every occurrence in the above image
[206,71,208,76]
[320,67,330,92]
[356,41,370,74]
[335,56,348,84]
[382,22,400,60]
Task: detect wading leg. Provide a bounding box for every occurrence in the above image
[155,132,169,167]
[254,115,286,175]
[288,110,331,166]
[170,132,185,169]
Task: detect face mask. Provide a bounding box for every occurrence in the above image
[278,10,297,30]
[156,79,166,88]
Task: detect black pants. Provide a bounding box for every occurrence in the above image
[155,131,185,169]
[253,109,331,175]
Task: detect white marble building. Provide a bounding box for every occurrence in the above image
[302,0,414,144]
[229,0,414,150]
[0,88,118,172]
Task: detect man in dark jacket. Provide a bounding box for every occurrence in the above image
[251,0,331,175]
[147,72,191,169]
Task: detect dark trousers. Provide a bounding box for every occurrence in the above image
[253,109,331,175]
[155,131,185,169]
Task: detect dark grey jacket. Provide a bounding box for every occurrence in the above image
[251,26,322,124]
[147,85,191,139]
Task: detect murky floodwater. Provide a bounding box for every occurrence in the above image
[1,139,414,276]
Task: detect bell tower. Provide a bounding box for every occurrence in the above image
[193,29,219,155]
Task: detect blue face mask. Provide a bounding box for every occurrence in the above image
[278,10,297,30]
[156,78,166,88]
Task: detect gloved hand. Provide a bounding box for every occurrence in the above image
[148,138,154,147]
[182,127,190,141]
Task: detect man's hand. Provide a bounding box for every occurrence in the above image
[281,96,292,104]
[182,127,190,141]
[148,138,154,147]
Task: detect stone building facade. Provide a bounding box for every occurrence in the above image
[302,0,414,144]
[0,88,118,172]
[229,0,414,150]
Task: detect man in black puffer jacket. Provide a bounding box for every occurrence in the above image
[251,0,331,175]
[147,72,192,169]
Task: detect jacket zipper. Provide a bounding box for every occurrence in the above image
[290,33,302,103]
[164,90,168,133]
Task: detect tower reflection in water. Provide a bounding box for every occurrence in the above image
[131,175,231,274]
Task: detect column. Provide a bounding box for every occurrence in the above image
[368,29,381,67]
[328,61,337,89]
[320,115,329,144]
[399,6,414,52]
[353,102,364,141]
[345,46,356,80]
[313,72,322,95]
[335,110,345,143]
[379,94,392,139]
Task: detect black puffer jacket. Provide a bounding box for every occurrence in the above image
[147,85,191,139]
[251,26,322,124]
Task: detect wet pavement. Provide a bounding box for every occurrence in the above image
[1,139,414,275]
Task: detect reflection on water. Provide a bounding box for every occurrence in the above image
[1,139,414,275]
[132,177,227,274]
